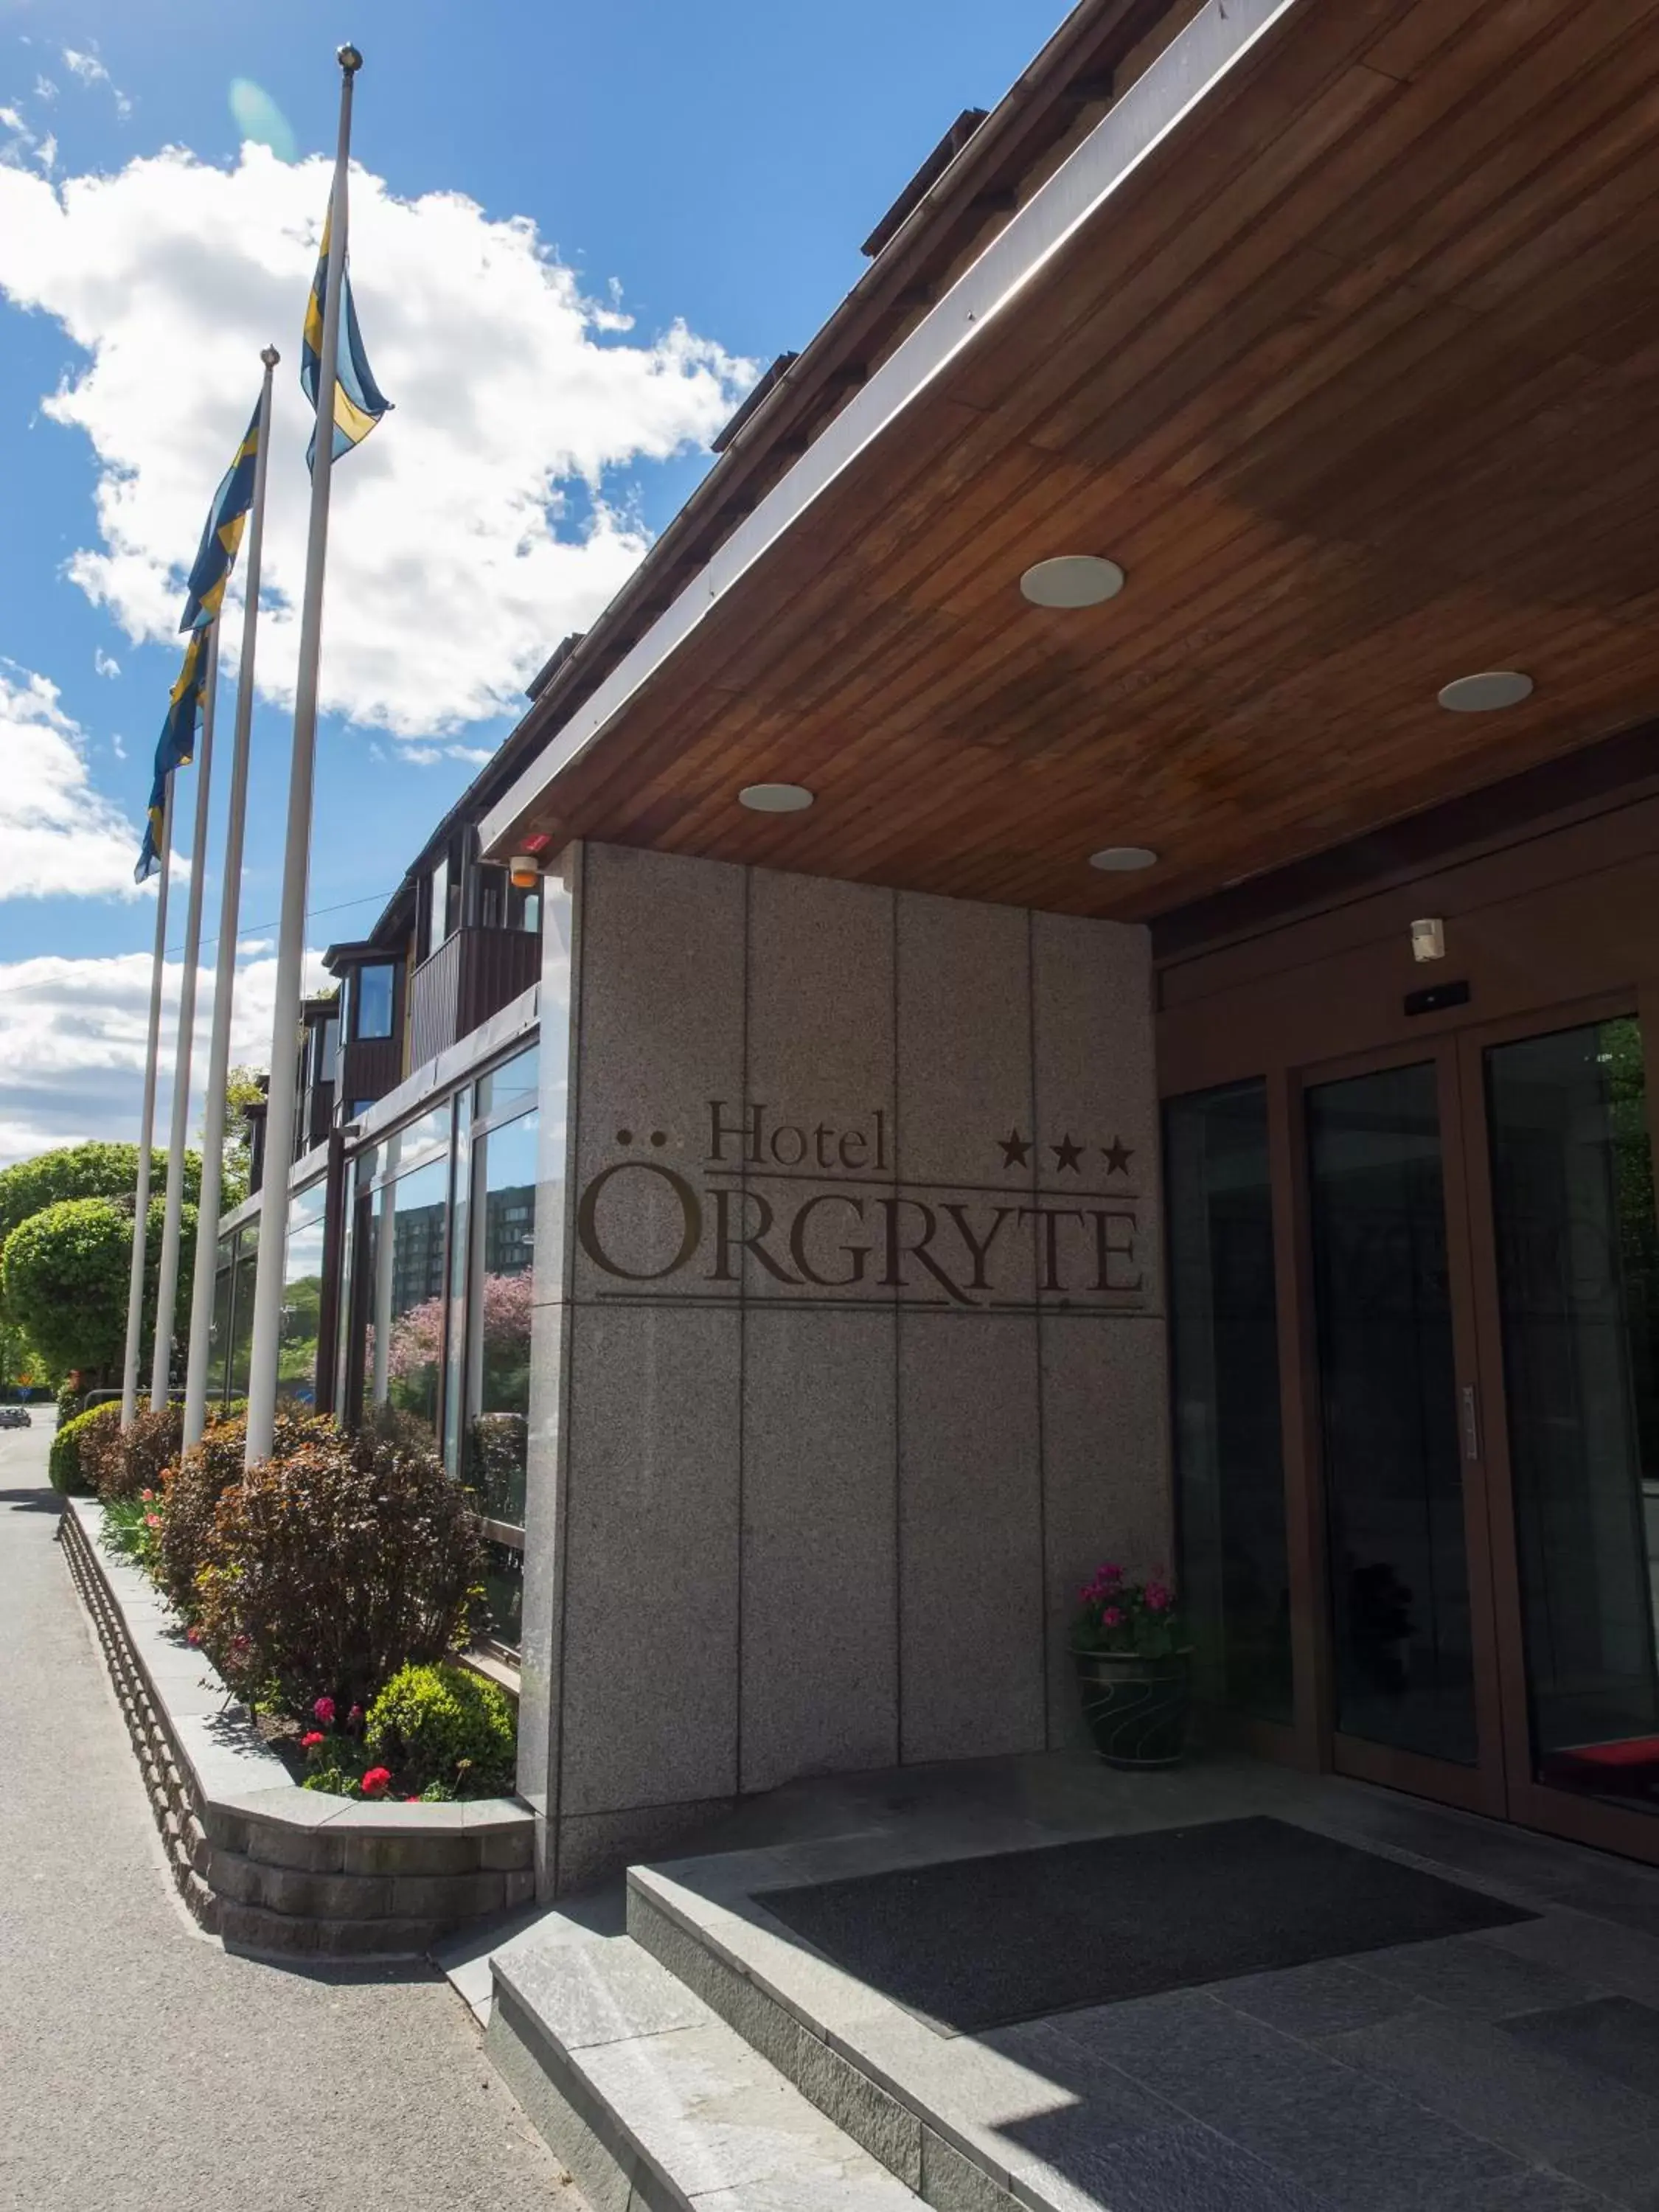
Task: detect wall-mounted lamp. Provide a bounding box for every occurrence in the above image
[509,853,541,890]
[1410,917,1446,963]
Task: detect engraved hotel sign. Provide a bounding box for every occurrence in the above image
[576,1100,1147,1311]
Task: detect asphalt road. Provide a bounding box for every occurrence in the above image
[0,1415,582,2212]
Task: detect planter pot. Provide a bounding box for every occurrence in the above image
[1071,1644,1192,1769]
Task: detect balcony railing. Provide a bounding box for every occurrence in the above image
[408,925,540,1071]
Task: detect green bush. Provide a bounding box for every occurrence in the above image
[196,1425,484,1716]
[156,1408,333,1620]
[365,1660,516,1798]
[55,1379,84,1426]
[48,1401,120,1495]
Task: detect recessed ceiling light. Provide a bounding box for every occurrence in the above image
[1437,670,1534,712]
[1020,555,1126,608]
[738,782,814,813]
[1088,846,1158,872]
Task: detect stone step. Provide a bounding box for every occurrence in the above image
[626,1854,1074,2212]
[485,1921,922,2211]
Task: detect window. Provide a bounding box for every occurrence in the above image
[229,1220,260,1398]
[354,962,395,1041]
[465,1098,538,1652]
[206,1236,234,1403]
[363,1150,451,1437]
[319,1015,339,1082]
[277,1184,327,1408]
[427,853,451,958]
[1166,1080,1293,1725]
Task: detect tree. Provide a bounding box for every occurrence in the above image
[0,1141,201,1256]
[1,1194,197,1385]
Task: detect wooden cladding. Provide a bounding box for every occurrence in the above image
[504,0,1659,923]
[408,926,540,1074]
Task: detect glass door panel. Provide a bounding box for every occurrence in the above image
[1307,1062,1479,1766]
[1485,1016,1659,1817]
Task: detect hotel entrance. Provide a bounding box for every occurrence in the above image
[1304,1006,1659,1860]
[1160,771,1659,1870]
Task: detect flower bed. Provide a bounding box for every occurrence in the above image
[91,1407,512,1804]
[61,1498,534,1959]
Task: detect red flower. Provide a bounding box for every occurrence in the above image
[313,1696,336,1726]
[1145,1582,1172,1613]
[347,1704,364,1728]
[301,1731,326,1753]
[185,1627,201,1647]
[1102,1605,1125,1627]
[361,1767,392,1798]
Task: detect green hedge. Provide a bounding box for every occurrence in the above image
[365,1660,516,1798]
[49,1401,121,1495]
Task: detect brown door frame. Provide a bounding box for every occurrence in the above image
[1453,987,1659,1865]
[1282,1032,1510,1822]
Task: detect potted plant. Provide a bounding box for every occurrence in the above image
[1071,1561,1192,1768]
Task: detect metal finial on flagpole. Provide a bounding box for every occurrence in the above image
[119,774,175,1427]
[243,56,358,1465]
[183,349,279,1450]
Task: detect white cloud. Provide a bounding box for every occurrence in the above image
[0,661,145,899]
[0,144,754,739]
[0,942,327,1168]
[94,645,119,677]
[60,49,108,87]
[32,74,57,105]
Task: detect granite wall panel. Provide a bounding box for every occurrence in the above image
[740,1307,899,1792]
[557,1302,742,1817]
[898,1311,1046,1763]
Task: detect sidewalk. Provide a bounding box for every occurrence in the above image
[0,1418,582,2212]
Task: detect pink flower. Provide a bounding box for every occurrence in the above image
[1102,1605,1125,1627]
[144,1513,161,1530]
[361,1767,392,1798]
[1145,1583,1172,1613]
[301,1731,326,1753]
[347,1704,364,1728]
[185,1627,201,1647]
[141,1489,155,1503]
[1099,1562,1123,1582]
[313,1696,335,1726]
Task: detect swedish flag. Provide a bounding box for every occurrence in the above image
[301,204,391,468]
[179,403,262,633]
[133,629,210,883]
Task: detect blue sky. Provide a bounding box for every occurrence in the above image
[0,0,1065,1164]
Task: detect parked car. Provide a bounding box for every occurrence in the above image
[0,1405,31,1427]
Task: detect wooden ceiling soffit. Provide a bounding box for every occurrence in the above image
[484,0,1659,924]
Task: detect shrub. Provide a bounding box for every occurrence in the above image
[365,1660,516,1798]
[195,1425,484,1717]
[94,1402,184,1501]
[156,1408,334,1620]
[56,1378,85,1426]
[102,1491,165,1578]
[48,1400,120,1495]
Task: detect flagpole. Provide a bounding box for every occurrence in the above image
[245,45,361,1466]
[147,620,220,1409]
[119,773,175,1427]
[184,348,279,1451]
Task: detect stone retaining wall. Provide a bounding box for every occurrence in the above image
[60,1497,535,1958]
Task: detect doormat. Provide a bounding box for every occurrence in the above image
[754,1815,1534,2034]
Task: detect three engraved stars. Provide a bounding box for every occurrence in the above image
[997,1128,1133,1175]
